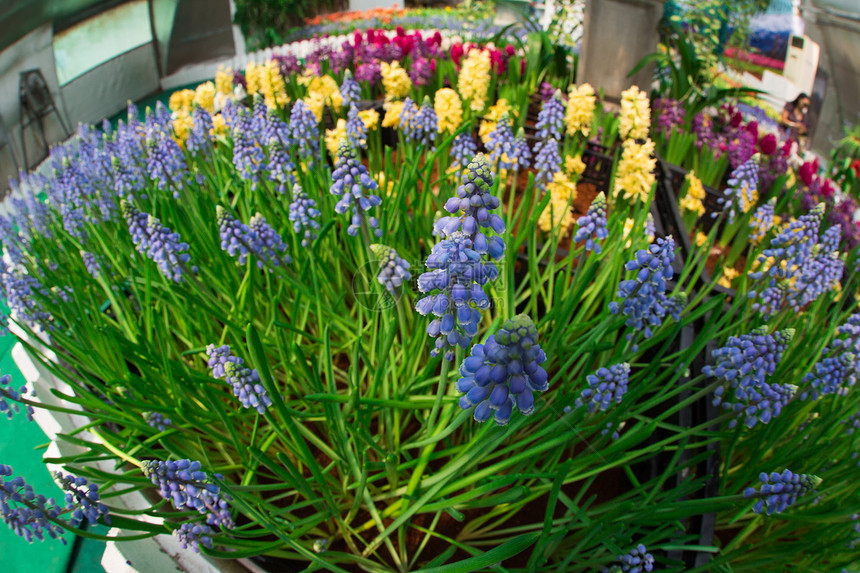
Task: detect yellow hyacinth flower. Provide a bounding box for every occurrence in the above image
[215,67,233,95]
[304,93,325,123]
[538,172,578,235]
[245,62,261,96]
[169,89,195,114]
[193,82,216,114]
[259,60,289,110]
[680,170,706,216]
[434,88,463,134]
[380,61,411,100]
[172,111,193,147]
[565,83,596,137]
[695,232,708,247]
[325,120,347,159]
[210,113,227,137]
[615,138,656,203]
[718,266,739,288]
[382,100,405,129]
[458,49,491,112]
[565,155,586,178]
[619,85,651,140]
[479,99,515,143]
[359,109,380,131]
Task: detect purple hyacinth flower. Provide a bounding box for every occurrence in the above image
[329,140,383,238]
[55,472,110,528]
[0,465,67,544]
[743,469,821,515]
[141,459,233,528]
[575,363,630,413]
[574,192,608,253]
[288,184,321,248]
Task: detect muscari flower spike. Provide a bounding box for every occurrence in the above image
[216,205,291,270]
[264,110,296,192]
[802,313,860,400]
[0,465,66,544]
[340,70,360,108]
[602,543,655,573]
[142,459,233,528]
[80,250,101,278]
[329,139,383,238]
[576,363,630,413]
[175,521,215,552]
[404,96,438,151]
[488,112,516,171]
[206,344,273,414]
[750,198,776,244]
[450,132,478,175]
[704,326,796,428]
[288,184,321,247]
[370,244,412,296]
[289,99,320,164]
[510,128,532,170]
[719,153,760,224]
[0,374,35,422]
[456,314,549,425]
[534,137,562,190]
[186,106,214,155]
[122,200,196,282]
[55,472,110,528]
[346,104,368,150]
[609,236,680,350]
[1,268,54,333]
[574,192,608,253]
[535,90,565,141]
[744,469,821,515]
[143,411,172,432]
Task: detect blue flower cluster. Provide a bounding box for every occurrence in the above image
[535,91,565,141]
[0,374,35,422]
[749,198,775,244]
[1,269,53,332]
[340,70,360,108]
[289,100,320,164]
[142,459,233,528]
[329,140,383,237]
[263,108,296,193]
[534,138,562,190]
[143,411,172,432]
[175,521,215,552]
[705,326,796,428]
[404,97,437,150]
[450,133,478,175]
[399,97,417,130]
[216,206,291,270]
[510,128,532,170]
[0,464,66,544]
[743,469,821,515]
[718,153,759,224]
[206,344,272,414]
[802,314,860,400]
[80,250,101,278]
[186,106,214,156]
[55,472,110,528]
[488,113,516,171]
[231,100,269,189]
[417,154,505,359]
[122,200,196,282]
[575,363,630,413]
[749,203,843,318]
[602,544,655,573]
[574,192,609,253]
[370,244,412,295]
[456,314,549,425]
[346,105,368,150]
[143,103,190,198]
[609,236,680,350]
[288,184,321,247]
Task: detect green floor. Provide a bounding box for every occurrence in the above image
[0,335,107,572]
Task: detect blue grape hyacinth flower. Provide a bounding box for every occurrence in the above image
[142,459,233,528]
[535,90,565,141]
[216,206,291,270]
[534,137,562,190]
[340,69,360,108]
[370,244,412,296]
[574,192,609,253]
[450,132,477,176]
[456,314,549,425]
[705,326,795,428]
[609,236,680,350]
[56,472,110,528]
[329,139,383,238]
[0,465,66,544]
[576,363,630,413]
[0,373,35,422]
[175,521,215,552]
[288,184,321,247]
[718,153,759,224]
[404,96,437,150]
[488,112,516,171]
[206,344,273,414]
[289,99,320,164]
[122,200,196,282]
[602,543,655,573]
[744,469,821,515]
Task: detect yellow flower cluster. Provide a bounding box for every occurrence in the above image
[680,170,706,216]
[479,99,515,143]
[458,49,491,112]
[247,60,289,110]
[434,88,463,134]
[380,61,411,101]
[538,171,578,235]
[695,232,708,247]
[565,155,586,178]
[359,109,380,131]
[382,100,405,129]
[325,119,347,159]
[718,266,739,288]
[211,114,227,137]
[169,89,195,114]
[303,75,343,122]
[193,82,216,114]
[618,85,650,140]
[377,172,395,196]
[215,67,233,95]
[172,113,193,148]
[615,139,656,203]
[565,83,596,137]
